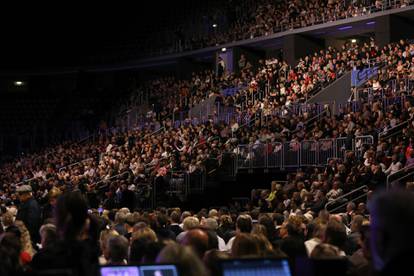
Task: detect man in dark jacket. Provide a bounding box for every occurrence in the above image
[16,185,41,243]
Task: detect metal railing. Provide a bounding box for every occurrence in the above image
[92,170,132,189]
[386,164,414,190]
[325,185,369,213]
[235,136,374,171]
[378,118,413,140]
[58,157,94,173]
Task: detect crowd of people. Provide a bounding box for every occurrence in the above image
[1,35,414,274]
[96,0,414,61]
[1,185,414,275]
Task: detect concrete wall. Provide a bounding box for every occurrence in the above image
[376,14,414,47]
[283,34,325,66]
[307,71,352,114]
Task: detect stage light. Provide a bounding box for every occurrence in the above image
[221,47,226,52]
[14,81,24,86]
[212,24,217,28]
[351,39,357,43]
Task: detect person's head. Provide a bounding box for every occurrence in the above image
[107,235,129,265]
[236,214,252,233]
[324,219,347,251]
[48,187,62,206]
[208,209,218,219]
[182,216,200,231]
[170,211,181,224]
[310,221,327,241]
[346,202,356,213]
[16,185,32,203]
[1,212,14,228]
[39,223,57,249]
[131,226,158,243]
[115,211,127,225]
[203,250,230,276]
[157,243,207,276]
[310,243,342,259]
[350,215,364,233]
[369,190,414,271]
[181,229,209,258]
[100,229,119,260]
[0,232,21,274]
[231,233,259,258]
[201,218,218,231]
[55,191,88,241]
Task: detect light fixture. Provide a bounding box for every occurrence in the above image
[338,26,352,31]
[14,81,24,86]
[221,47,227,52]
[351,39,357,43]
[212,24,218,28]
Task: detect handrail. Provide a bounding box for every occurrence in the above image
[232,113,258,137]
[325,185,368,212]
[387,164,414,190]
[58,157,94,173]
[92,170,131,188]
[14,176,38,187]
[328,192,369,214]
[379,118,412,139]
[390,171,414,189]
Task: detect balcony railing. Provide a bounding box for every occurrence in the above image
[235,136,373,171]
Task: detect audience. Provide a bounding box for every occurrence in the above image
[0,31,414,276]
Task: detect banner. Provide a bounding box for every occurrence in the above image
[351,67,378,87]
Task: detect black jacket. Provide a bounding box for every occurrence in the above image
[31,240,99,276]
[16,197,41,243]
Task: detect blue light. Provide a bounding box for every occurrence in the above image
[338,26,352,31]
[366,21,376,25]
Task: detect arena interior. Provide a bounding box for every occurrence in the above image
[1,1,414,275]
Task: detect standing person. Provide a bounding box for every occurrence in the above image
[217,56,226,78]
[31,191,99,276]
[369,190,414,275]
[16,185,41,244]
[41,187,62,223]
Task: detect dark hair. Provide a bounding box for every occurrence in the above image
[55,191,88,241]
[325,220,347,250]
[107,236,129,263]
[236,215,252,233]
[258,214,276,241]
[0,232,22,275]
[231,233,259,257]
[171,211,180,223]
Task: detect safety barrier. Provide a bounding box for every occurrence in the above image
[325,185,369,213]
[185,170,206,194]
[235,136,374,171]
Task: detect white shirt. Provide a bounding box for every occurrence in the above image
[305,238,321,256]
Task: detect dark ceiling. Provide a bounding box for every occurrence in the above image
[0,2,196,70]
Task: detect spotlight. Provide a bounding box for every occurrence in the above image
[14,81,24,86]
[351,39,357,43]
[221,47,227,52]
[212,24,218,28]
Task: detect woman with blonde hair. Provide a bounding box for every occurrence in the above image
[14,220,36,264]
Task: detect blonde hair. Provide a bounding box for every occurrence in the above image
[99,229,119,252]
[1,211,14,227]
[15,220,36,257]
[131,226,158,243]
